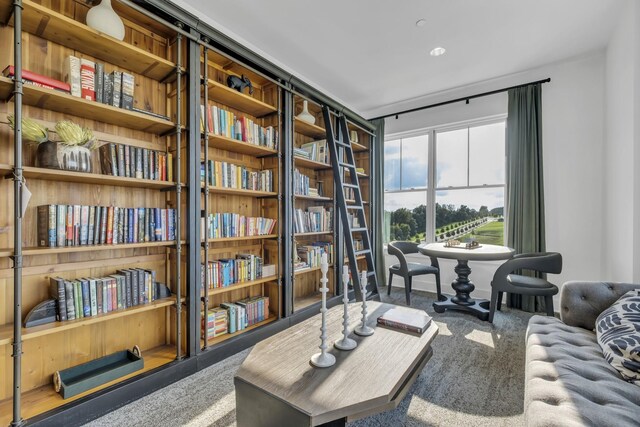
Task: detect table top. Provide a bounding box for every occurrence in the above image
[235,301,438,425]
[418,242,515,261]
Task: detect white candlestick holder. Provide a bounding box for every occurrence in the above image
[334,266,357,351]
[311,253,336,368]
[355,270,374,336]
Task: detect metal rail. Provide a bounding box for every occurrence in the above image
[174,28,183,361]
[11,0,24,425]
[201,42,210,348]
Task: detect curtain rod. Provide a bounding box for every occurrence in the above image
[369,78,551,121]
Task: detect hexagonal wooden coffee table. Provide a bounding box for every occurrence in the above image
[235,301,439,426]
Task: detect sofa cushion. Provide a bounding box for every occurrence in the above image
[526,315,640,427]
[595,290,640,384]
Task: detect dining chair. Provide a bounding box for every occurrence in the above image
[489,252,563,323]
[387,241,442,306]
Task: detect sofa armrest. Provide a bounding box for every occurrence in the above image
[560,281,639,330]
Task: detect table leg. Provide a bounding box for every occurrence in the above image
[433,259,490,320]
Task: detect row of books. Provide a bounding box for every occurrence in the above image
[37,205,176,247]
[201,254,263,289]
[200,104,278,149]
[48,268,159,322]
[201,212,277,239]
[99,142,173,181]
[293,168,312,196]
[200,160,273,192]
[296,242,334,270]
[347,212,361,228]
[294,139,328,164]
[293,206,333,234]
[201,296,270,338]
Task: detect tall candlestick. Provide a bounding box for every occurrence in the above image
[334,265,357,351]
[355,270,374,336]
[310,253,336,368]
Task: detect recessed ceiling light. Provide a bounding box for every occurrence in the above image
[416,19,426,27]
[430,47,446,57]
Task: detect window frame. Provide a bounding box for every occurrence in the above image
[384,114,507,244]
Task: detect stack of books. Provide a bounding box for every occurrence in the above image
[200,104,278,150]
[99,142,173,181]
[202,307,228,339]
[37,205,176,247]
[201,212,277,239]
[48,268,158,322]
[203,296,270,339]
[298,140,328,163]
[296,242,333,268]
[200,160,273,192]
[293,206,333,234]
[201,254,263,290]
[293,147,309,159]
[2,66,70,93]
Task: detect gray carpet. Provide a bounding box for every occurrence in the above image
[86,288,534,427]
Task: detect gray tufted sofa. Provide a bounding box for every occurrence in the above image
[525,281,640,427]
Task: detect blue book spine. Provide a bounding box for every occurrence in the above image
[154,208,162,241]
[81,280,91,317]
[128,208,134,243]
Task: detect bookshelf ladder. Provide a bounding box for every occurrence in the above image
[322,107,379,301]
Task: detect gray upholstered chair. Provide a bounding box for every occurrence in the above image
[489,252,562,323]
[387,241,442,306]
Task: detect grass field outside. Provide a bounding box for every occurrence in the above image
[459,220,504,245]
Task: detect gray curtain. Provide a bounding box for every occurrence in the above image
[370,118,386,289]
[506,84,546,312]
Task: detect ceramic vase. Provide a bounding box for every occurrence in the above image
[86,0,125,41]
[296,100,316,125]
[36,141,92,173]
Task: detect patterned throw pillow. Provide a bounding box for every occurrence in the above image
[596,289,640,384]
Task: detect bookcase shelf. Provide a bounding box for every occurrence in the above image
[352,141,367,152]
[294,231,333,237]
[207,133,279,156]
[206,275,278,296]
[0,297,179,346]
[293,292,322,310]
[206,234,278,243]
[294,194,333,202]
[207,79,277,117]
[294,117,326,138]
[0,77,175,133]
[202,316,277,346]
[0,241,178,258]
[294,156,331,170]
[0,345,176,426]
[294,264,334,276]
[0,0,177,81]
[0,164,178,190]
[205,185,278,198]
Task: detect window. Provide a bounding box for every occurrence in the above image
[384,119,505,245]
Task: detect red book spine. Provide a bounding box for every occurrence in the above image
[80,60,96,101]
[106,206,114,244]
[2,65,71,92]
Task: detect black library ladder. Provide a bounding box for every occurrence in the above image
[322,106,380,301]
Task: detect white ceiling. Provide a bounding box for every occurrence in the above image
[175,0,623,118]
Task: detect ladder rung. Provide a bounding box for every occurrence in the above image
[336,140,350,148]
[351,227,367,233]
[354,249,371,256]
[343,183,359,189]
[338,162,356,169]
[346,205,364,210]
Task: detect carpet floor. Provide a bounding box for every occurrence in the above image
[85,288,534,427]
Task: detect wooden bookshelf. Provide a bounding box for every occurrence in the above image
[206,185,278,198]
[207,79,277,117]
[0,77,175,133]
[294,117,326,138]
[294,264,334,276]
[206,276,278,296]
[294,231,333,237]
[0,0,177,81]
[206,235,278,243]
[294,156,332,170]
[202,316,277,346]
[293,292,322,310]
[0,241,178,258]
[294,194,332,202]
[0,345,176,426]
[207,133,278,156]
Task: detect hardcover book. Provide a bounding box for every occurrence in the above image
[121,72,134,110]
[49,277,67,321]
[111,71,122,108]
[80,58,96,101]
[36,205,56,247]
[95,63,104,103]
[4,65,71,93]
[62,56,81,96]
[377,308,432,334]
[64,280,75,320]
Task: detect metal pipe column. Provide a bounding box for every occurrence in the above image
[11,0,24,425]
[174,27,183,360]
[201,42,210,348]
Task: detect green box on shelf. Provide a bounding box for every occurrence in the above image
[53,346,144,399]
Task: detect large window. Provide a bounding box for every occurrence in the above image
[384,119,505,245]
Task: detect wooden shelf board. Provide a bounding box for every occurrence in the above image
[0,240,176,258]
[0,344,176,425]
[351,141,368,152]
[0,164,177,189]
[206,275,278,296]
[294,264,334,276]
[344,255,366,264]
[0,0,176,81]
[207,79,277,117]
[294,156,331,170]
[207,235,278,243]
[294,231,333,237]
[294,117,326,138]
[0,77,174,134]
[294,194,332,202]
[205,185,277,198]
[206,133,278,156]
[0,297,178,346]
[202,316,277,346]
[294,293,323,311]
